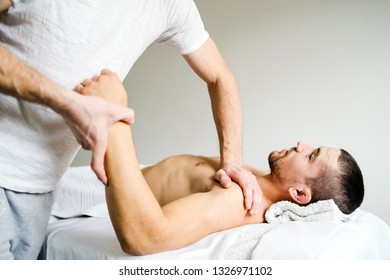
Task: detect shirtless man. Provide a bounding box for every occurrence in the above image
[76,70,365,255]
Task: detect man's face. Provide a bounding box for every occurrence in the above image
[268,141,341,185]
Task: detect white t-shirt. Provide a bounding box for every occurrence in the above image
[0,0,209,193]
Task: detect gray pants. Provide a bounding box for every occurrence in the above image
[0,187,54,260]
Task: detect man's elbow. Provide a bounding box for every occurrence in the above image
[120,242,148,256]
[118,228,173,256]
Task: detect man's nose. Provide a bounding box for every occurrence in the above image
[296,140,312,152]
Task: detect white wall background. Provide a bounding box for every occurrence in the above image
[72,0,390,225]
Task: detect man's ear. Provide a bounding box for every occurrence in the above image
[0,0,12,13]
[288,186,312,205]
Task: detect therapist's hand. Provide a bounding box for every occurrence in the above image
[63,92,134,185]
[214,165,261,215]
[72,69,134,185]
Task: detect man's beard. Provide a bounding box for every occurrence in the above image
[268,151,284,181]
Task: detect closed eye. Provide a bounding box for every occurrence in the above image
[309,148,321,162]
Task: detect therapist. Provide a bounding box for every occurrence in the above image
[0,0,260,259]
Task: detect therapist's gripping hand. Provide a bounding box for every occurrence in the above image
[67,85,134,185]
[214,165,261,215]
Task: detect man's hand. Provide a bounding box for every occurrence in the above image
[214,165,261,215]
[75,69,128,107]
[63,91,134,185]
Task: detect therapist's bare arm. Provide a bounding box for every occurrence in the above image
[184,38,261,214]
[0,44,134,184]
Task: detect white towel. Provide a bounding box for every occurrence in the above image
[223,199,353,259]
[52,166,108,218]
[223,223,275,259]
[265,199,352,225]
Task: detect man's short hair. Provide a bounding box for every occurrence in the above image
[307,149,364,214]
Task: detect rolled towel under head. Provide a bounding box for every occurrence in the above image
[265,199,353,225]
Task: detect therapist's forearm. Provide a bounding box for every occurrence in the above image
[208,70,243,167]
[0,43,74,114]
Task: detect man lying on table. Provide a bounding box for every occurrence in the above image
[75,70,364,255]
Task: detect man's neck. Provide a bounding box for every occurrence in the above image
[255,173,290,210]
